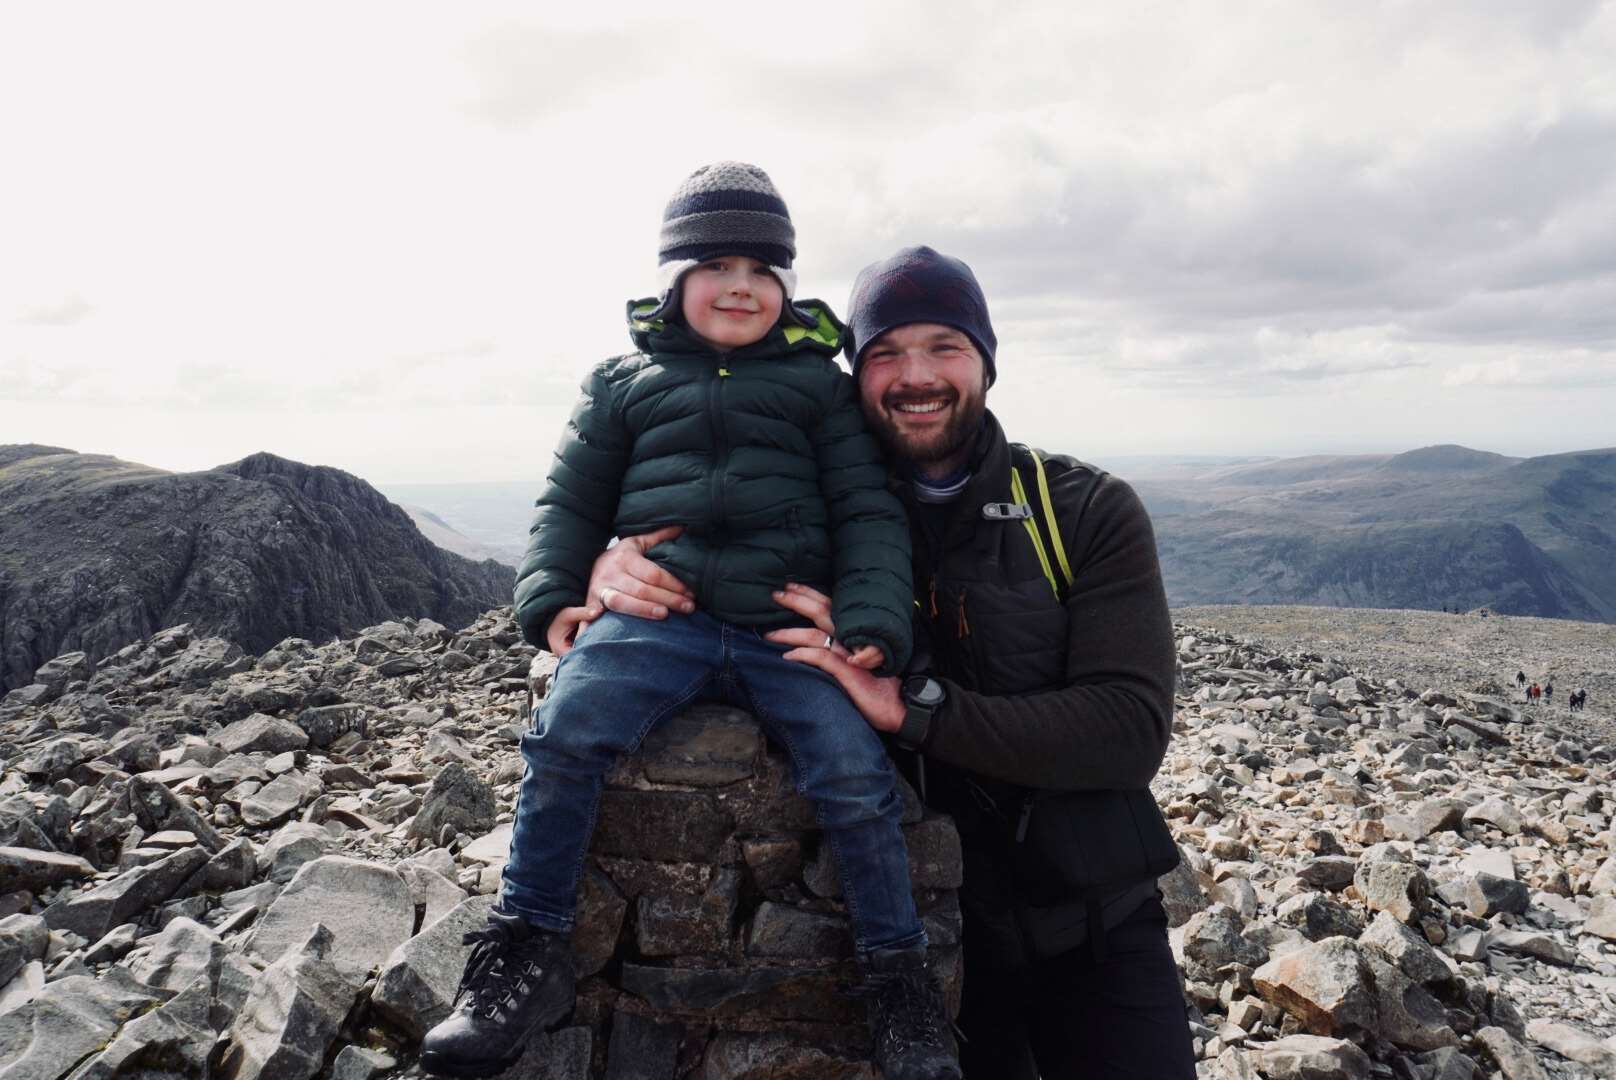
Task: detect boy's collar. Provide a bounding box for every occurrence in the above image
[625,298,845,357]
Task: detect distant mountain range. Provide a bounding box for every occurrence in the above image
[380,482,532,569]
[0,446,513,692]
[386,444,1616,625]
[1126,444,1616,622]
[6,440,1606,695]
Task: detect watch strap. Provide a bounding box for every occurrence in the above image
[897,698,933,750]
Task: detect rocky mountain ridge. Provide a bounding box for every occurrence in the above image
[1129,444,1616,623]
[1,607,1614,1077]
[0,445,513,694]
[379,444,1616,628]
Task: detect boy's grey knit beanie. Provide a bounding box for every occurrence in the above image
[647,161,814,327]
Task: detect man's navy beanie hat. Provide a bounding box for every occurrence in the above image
[845,245,997,386]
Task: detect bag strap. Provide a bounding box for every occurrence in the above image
[1009,444,1099,602]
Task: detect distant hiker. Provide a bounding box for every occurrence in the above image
[1544,683,1554,706]
[1529,682,1541,704]
[1572,689,1587,712]
[1516,671,1527,688]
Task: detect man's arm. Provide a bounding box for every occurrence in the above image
[809,373,914,676]
[924,473,1175,790]
[513,364,632,647]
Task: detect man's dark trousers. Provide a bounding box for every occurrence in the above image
[956,896,1195,1079]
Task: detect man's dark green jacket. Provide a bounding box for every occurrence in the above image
[514,301,913,674]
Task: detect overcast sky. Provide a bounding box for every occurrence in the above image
[4,1,1615,483]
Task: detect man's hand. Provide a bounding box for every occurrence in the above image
[587,524,696,621]
[767,583,906,733]
[547,525,694,658]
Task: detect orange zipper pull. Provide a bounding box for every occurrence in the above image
[957,587,970,637]
[929,576,939,618]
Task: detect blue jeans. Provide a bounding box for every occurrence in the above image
[499,610,925,957]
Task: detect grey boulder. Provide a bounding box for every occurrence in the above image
[218,924,366,1080]
[0,915,48,990]
[369,894,494,1039]
[1253,937,1376,1037]
[1253,1034,1372,1080]
[0,848,94,896]
[0,967,167,1080]
[213,712,310,756]
[41,847,208,941]
[405,762,496,841]
[69,967,219,1080]
[245,855,413,972]
[127,916,226,993]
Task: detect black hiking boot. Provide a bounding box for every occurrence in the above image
[856,945,961,1080]
[418,909,576,1078]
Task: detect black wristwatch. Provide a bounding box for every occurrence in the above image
[898,675,946,750]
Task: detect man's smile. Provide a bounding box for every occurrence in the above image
[887,394,955,419]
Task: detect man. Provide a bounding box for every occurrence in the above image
[569,245,1194,1078]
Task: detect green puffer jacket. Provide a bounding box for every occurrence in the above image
[513,300,913,674]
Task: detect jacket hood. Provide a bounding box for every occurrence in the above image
[625,297,846,360]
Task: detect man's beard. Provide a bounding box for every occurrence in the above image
[864,386,986,468]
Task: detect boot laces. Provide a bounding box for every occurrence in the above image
[452,922,541,1018]
[853,967,946,1053]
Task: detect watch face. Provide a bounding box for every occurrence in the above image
[905,676,945,708]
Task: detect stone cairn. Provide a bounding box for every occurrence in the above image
[0,611,960,1080]
[3,611,1615,1078]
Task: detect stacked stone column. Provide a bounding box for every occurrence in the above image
[540,691,963,1078]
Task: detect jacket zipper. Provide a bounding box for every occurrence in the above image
[701,366,728,600]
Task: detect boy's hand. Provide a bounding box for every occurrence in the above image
[847,645,884,670]
[588,524,696,621]
[546,605,600,658]
[767,583,905,733]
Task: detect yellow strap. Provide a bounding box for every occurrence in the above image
[1029,449,1074,590]
[1010,467,1061,601]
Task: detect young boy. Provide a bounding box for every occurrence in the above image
[420,163,959,1080]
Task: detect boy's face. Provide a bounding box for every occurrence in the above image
[679,255,784,350]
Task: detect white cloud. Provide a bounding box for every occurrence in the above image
[14,294,93,326]
[2,1,1615,480]
[1441,355,1616,387]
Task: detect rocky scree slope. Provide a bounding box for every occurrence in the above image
[0,610,963,1080]
[0,445,512,694]
[1174,605,1616,749]
[0,609,1614,1077]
